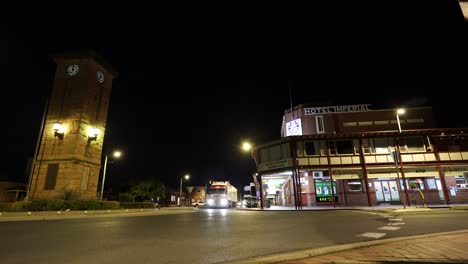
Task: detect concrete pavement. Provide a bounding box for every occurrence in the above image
[229,230,468,263]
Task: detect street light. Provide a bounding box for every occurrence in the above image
[100,150,123,201]
[178,174,190,206]
[241,141,252,152]
[396,108,405,133]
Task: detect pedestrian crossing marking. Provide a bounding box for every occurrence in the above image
[378,226,401,231]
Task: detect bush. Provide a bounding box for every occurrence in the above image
[119,193,135,202]
[101,201,120,210]
[29,200,65,211]
[120,202,155,209]
[7,201,32,212]
[0,202,10,212]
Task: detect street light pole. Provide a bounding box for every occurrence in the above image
[100,150,122,201]
[100,155,108,201]
[396,108,405,133]
[178,176,183,206]
[178,174,190,206]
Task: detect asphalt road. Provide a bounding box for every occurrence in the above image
[1,209,467,264]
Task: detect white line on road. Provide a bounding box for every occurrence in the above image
[378,226,401,231]
[389,218,403,221]
[359,232,387,239]
[388,222,405,226]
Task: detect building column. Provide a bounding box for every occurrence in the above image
[359,138,372,207]
[326,140,336,208]
[432,143,450,205]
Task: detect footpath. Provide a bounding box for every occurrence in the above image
[230,230,468,264]
[0,206,198,221]
[230,206,468,264]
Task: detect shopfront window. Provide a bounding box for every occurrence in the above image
[404,178,425,190]
[348,180,362,191]
[426,178,437,190]
[455,175,468,189]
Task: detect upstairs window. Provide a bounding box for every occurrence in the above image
[316,116,325,133]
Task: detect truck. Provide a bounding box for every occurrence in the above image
[206,181,238,208]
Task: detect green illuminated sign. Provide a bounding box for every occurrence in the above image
[315,180,338,203]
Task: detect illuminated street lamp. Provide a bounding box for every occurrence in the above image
[242,141,252,152]
[178,174,190,206]
[396,108,405,133]
[100,150,123,201]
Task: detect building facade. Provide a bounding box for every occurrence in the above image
[28,51,117,200]
[254,104,468,209]
[190,186,207,205]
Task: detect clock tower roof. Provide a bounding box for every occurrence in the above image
[51,50,118,78]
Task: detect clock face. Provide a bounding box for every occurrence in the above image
[67,64,79,76]
[97,71,105,83]
[286,118,302,136]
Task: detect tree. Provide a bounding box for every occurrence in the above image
[129,180,165,202]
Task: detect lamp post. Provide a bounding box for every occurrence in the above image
[178,174,190,206]
[396,108,405,133]
[100,150,122,201]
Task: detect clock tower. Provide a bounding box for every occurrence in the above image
[28,51,118,200]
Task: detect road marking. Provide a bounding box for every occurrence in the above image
[389,218,403,221]
[378,215,392,218]
[359,232,387,239]
[388,222,405,226]
[378,226,401,231]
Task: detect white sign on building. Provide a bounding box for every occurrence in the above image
[304,104,371,115]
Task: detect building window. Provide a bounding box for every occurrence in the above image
[316,116,325,133]
[80,167,90,191]
[374,120,389,125]
[426,178,437,190]
[343,122,358,127]
[305,141,321,156]
[455,175,468,189]
[358,121,372,126]
[44,164,59,190]
[348,180,362,191]
[373,138,390,153]
[335,140,354,155]
[407,178,425,190]
[406,119,424,123]
[362,139,371,154]
[327,140,356,155]
[399,136,426,152]
[171,195,176,202]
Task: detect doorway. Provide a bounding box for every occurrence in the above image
[375,180,400,202]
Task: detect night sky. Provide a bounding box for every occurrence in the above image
[4,2,468,192]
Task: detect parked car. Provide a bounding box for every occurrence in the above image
[242,196,259,208]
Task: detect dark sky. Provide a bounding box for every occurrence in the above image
[4,2,468,192]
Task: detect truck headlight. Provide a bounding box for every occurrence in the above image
[207,199,214,205]
[242,200,247,205]
[220,198,228,205]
